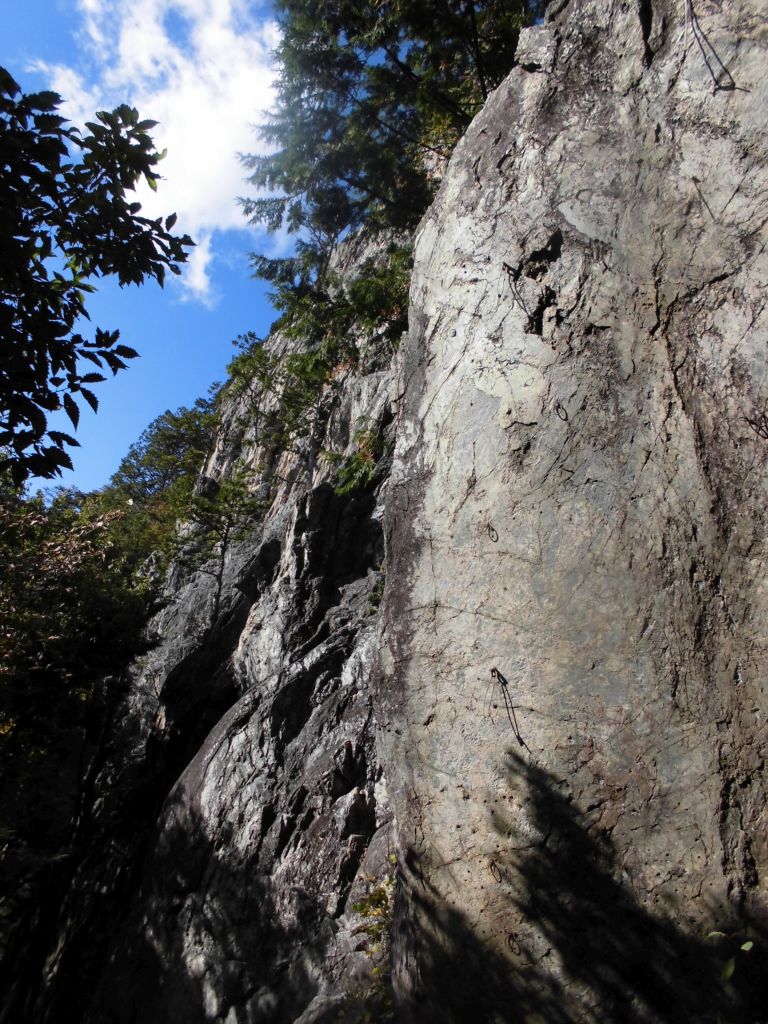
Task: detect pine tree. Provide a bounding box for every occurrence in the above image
[242,0,541,306]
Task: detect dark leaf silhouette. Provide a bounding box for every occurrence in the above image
[0,68,194,484]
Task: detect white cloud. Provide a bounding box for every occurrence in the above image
[34,0,279,303]
[183,231,217,306]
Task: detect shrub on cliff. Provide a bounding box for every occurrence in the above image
[0,484,149,853]
[0,390,219,862]
[97,395,219,569]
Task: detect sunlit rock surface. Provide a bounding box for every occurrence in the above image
[379,0,768,1020]
[22,257,397,1023]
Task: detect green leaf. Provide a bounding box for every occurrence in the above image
[0,66,20,96]
[28,90,60,111]
[45,447,74,471]
[102,352,127,374]
[80,351,104,368]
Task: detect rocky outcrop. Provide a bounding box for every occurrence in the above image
[8,280,398,1022]
[6,2,768,1023]
[379,0,768,1020]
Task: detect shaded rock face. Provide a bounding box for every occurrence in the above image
[378,0,768,1020]
[86,493,388,1024]
[18,338,396,1023]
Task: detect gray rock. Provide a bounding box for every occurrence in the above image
[9,3,768,1023]
[18,318,396,1023]
[379,0,768,1020]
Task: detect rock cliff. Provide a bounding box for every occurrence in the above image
[379,0,768,1020]
[6,1,767,1022]
[3,229,399,1023]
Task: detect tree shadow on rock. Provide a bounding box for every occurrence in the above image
[395,753,767,1024]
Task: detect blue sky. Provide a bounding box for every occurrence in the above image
[2,0,281,492]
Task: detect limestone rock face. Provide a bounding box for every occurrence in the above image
[379,1,768,1020]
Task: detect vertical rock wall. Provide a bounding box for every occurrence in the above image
[13,298,398,1023]
[379,1,768,1020]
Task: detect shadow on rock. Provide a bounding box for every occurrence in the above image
[395,753,767,1024]
[71,787,340,1024]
